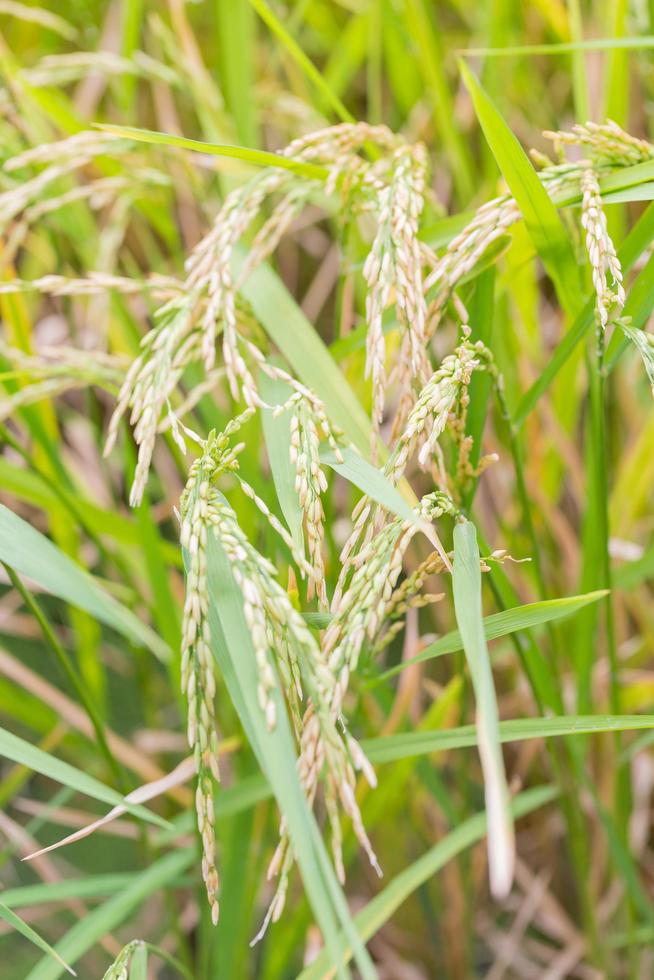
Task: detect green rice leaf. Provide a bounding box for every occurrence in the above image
[0,504,169,661]
[373,591,607,684]
[452,520,513,898]
[515,201,654,425]
[320,446,417,525]
[0,875,137,909]
[459,60,580,315]
[128,944,148,980]
[615,319,654,392]
[260,373,305,557]
[365,714,654,764]
[94,124,328,179]
[461,37,654,56]
[233,252,372,456]
[0,725,169,830]
[246,0,354,123]
[0,903,76,976]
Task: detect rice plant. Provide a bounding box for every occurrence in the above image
[3,1,654,977]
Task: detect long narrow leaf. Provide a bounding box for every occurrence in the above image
[373,590,607,684]
[365,714,654,764]
[0,726,169,830]
[0,904,75,976]
[459,60,579,315]
[320,446,418,526]
[260,373,305,557]
[452,520,514,898]
[94,124,327,179]
[515,201,654,425]
[0,504,168,661]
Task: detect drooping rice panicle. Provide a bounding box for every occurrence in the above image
[362,141,429,430]
[178,416,382,935]
[386,334,492,486]
[0,341,125,419]
[0,272,182,298]
[329,493,456,674]
[580,166,625,329]
[288,399,330,608]
[544,119,654,167]
[0,131,132,231]
[105,295,202,505]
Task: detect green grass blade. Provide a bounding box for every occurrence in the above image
[452,519,514,898]
[459,60,580,315]
[606,250,654,369]
[297,786,557,980]
[404,0,474,200]
[463,268,495,507]
[93,124,328,179]
[0,875,137,909]
[602,0,629,124]
[129,943,148,980]
[320,446,418,525]
[460,37,654,56]
[0,903,76,977]
[216,0,258,146]
[0,726,169,829]
[373,591,607,684]
[118,0,144,110]
[0,504,169,661]
[567,0,590,120]
[233,252,372,456]
[260,373,305,557]
[364,714,654,764]
[0,460,180,564]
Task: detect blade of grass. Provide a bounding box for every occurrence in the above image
[0,874,138,908]
[460,37,654,56]
[320,446,419,526]
[515,201,654,426]
[260,373,305,557]
[372,591,606,684]
[0,504,169,661]
[364,714,654,764]
[463,268,495,508]
[404,0,474,201]
[93,124,328,179]
[452,519,514,898]
[216,0,258,146]
[567,0,590,120]
[603,0,629,124]
[0,903,76,977]
[459,59,580,316]
[0,726,169,830]
[233,252,371,455]
[2,563,125,791]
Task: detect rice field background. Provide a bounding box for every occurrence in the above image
[3,1,654,977]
